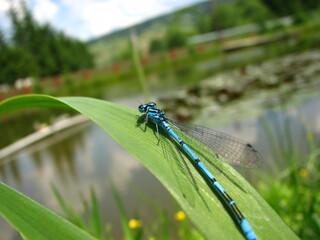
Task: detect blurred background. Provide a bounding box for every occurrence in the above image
[0,0,320,239]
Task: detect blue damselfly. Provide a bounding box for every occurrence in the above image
[138,102,262,240]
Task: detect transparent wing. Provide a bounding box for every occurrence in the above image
[168,118,263,168]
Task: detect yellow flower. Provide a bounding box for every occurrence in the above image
[175,210,186,221]
[299,169,308,178]
[149,238,157,240]
[128,219,142,229]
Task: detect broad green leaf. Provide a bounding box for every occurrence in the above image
[0,94,299,240]
[0,182,97,240]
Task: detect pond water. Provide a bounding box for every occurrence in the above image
[1,48,320,239]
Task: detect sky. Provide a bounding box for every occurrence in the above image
[0,0,202,41]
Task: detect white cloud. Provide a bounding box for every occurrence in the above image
[68,0,197,39]
[0,1,10,12]
[0,0,201,40]
[33,0,58,23]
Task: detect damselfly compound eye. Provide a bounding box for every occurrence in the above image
[138,104,146,113]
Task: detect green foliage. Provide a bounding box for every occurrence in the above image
[234,0,272,23]
[165,28,186,49]
[195,15,213,34]
[0,1,94,85]
[0,95,299,240]
[64,74,76,90]
[52,182,204,240]
[149,0,273,53]
[211,0,272,31]
[114,38,132,61]
[130,32,149,101]
[212,2,238,30]
[0,30,6,48]
[0,45,38,84]
[149,38,165,53]
[259,0,320,17]
[259,119,320,239]
[32,77,44,93]
[259,170,320,239]
[0,182,97,240]
[51,184,105,239]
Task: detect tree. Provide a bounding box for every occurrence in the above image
[196,15,213,34]
[165,28,186,49]
[211,0,271,31]
[259,0,320,17]
[149,38,165,53]
[1,0,94,84]
[0,44,38,85]
[212,3,240,31]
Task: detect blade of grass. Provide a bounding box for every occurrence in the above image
[50,183,70,218]
[50,183,88,230]
[89,186,103,239]
[0,94,299,240]
[130,29,149,101]
[0,182,97,240]
[110,182,135,240]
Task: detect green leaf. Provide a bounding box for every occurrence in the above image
[89,187,103,239]
[110,182,135,240]
[0,182,97,240]
[0,94,299,240]
[51,184,88,231]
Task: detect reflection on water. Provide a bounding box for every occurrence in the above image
[197,88,320,182]
[0,122,177,240]
[0,108,77,149]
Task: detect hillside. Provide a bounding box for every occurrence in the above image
[87,0,275,68]
[87,0,216,67]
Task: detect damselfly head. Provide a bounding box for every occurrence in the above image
[138,102,157,113]
[138,104,146,113]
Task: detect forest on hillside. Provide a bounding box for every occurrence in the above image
[89,0,320,66]
[0,2,94,85]
[1,0,319,84]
